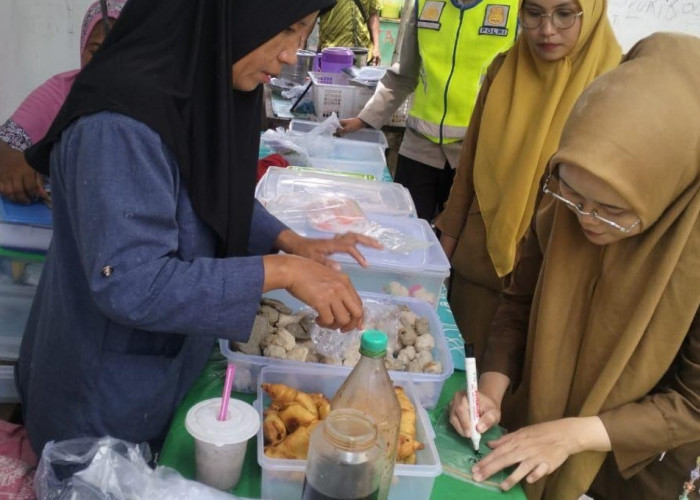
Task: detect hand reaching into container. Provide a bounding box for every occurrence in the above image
[275,228,382,270]
[338,117,369,135]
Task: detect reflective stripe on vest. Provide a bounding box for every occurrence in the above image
[409,0,518,144]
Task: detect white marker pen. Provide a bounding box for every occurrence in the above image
[465,354,481,452]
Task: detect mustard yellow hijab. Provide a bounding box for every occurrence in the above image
[522,33,700,498]
[473,0,620,277]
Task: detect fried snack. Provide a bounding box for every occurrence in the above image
[262,383,318,417]
[309,392,331,420]
[264,420,320,460]
[394,386,424,464]
[263,408,287,446]
[279,402,318,432]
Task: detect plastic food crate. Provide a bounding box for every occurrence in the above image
[220,290,454,409]
[254,365,441,500]
[289,119,389,150]
[307,136,387,179]
[309,71,374,120]
[255,167,416,217]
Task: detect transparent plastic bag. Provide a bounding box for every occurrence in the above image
[34,436,241,500]
[265,194,431,253]
[261,113,342,165]
[308,299,403,360]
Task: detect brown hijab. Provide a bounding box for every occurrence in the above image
[522,33,700,498]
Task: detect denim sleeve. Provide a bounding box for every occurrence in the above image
[247,199,288,255]
[57,113,263,341]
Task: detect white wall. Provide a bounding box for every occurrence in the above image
[0,0,93,120]
[1,0,700,120]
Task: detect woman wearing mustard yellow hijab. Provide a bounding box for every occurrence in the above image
[450,33,700,499]
[436,0,620,361]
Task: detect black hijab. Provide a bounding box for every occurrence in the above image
[26,0,335,256]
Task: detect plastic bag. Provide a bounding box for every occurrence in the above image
[265,193,432,253]
[260,113,342,166]
[34,436,242,500]
[308,299,403,361]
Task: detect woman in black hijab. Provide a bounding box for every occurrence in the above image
[18,0,378,455]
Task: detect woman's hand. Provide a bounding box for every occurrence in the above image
[0,142,47,204]
[369,47,381,66]
[472,417,611,491]
[276,229,382,269]
[449,389,502,439]
[338,118,368,135]
[263,254,364,332]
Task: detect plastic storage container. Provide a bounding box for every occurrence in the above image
[307,136,387,180]
[0,365,19,403]
[289,119,389,150]
[0,255,42,361]
[254,365,442,500]
[220,290,454,408]
[284,214,450,308]
[255,167,416,217]
[309,71,375,119]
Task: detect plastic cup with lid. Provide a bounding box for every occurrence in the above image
[185,397,260,491]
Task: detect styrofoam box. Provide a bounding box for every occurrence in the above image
[256,167,416,218]
[289,119,389,150]
[254,365,442,500]
[0,365,19,403]
[0,257,40,361]
[307,136,386,180]
[287,214,450,309]
[310,71,375,120]
[219,290,454,408]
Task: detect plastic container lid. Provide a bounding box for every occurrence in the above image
[360,330,388,356]
[185,397,260,446]
[255,167,416,218]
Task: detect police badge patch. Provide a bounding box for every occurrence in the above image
[417,1,445,30]
[479,4,510,36]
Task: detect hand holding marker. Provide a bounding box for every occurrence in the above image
[465,344,481,453]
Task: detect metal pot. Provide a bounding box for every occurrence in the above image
[279,49,317,84]
[349,47,369,67]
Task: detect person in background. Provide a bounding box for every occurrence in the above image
[318,0,382,65]
[435,0,620,362]
[17,0,383,457]
[340,0,519,221]
[450,33,700,499]
[0,0,126,204]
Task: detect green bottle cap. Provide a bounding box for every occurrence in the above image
[360,330,388,357]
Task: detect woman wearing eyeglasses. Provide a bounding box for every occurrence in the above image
[435,0,621,366]
[450,33,700,499]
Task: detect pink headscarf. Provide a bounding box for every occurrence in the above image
[9,1,126,145]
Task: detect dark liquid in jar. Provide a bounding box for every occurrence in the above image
[302,479,379,500]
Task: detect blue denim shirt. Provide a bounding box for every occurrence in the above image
[17,112,287,454]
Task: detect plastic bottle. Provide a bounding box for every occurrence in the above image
[303,408,382,500]
[330,330,401,500]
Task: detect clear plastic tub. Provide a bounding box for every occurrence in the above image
[254,365,441,500]
[0,256,41,361]
[286,214,450,308]
[309,72,375,119]
[289,119,389,150]
[255,167,416,217]
[219,290,454,408]
[0,365,19,403]
[307,137,387,180]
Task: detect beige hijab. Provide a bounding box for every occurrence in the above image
[473,0,621,277]
[521,33,700,498]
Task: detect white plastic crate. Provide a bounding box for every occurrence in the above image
[310,72,374,120]
[254,365,441,500]
[219,290,454,409]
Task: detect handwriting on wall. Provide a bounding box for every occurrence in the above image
[608,0,700,50]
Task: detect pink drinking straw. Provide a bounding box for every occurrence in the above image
[218,363,236,421]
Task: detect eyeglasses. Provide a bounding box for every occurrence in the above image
[542,171,641,233]
[520,8,583,29]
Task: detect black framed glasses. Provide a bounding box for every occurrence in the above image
[520,8,583,29]
[542,171,641,233]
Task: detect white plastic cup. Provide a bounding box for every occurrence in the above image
[185,397,260,490]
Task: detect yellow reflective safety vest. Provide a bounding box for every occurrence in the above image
[409,0,518,144]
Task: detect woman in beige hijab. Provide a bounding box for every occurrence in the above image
[436,0,620,362]
[450,32,700,499]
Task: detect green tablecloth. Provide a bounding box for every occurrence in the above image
[158,352,526,500]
